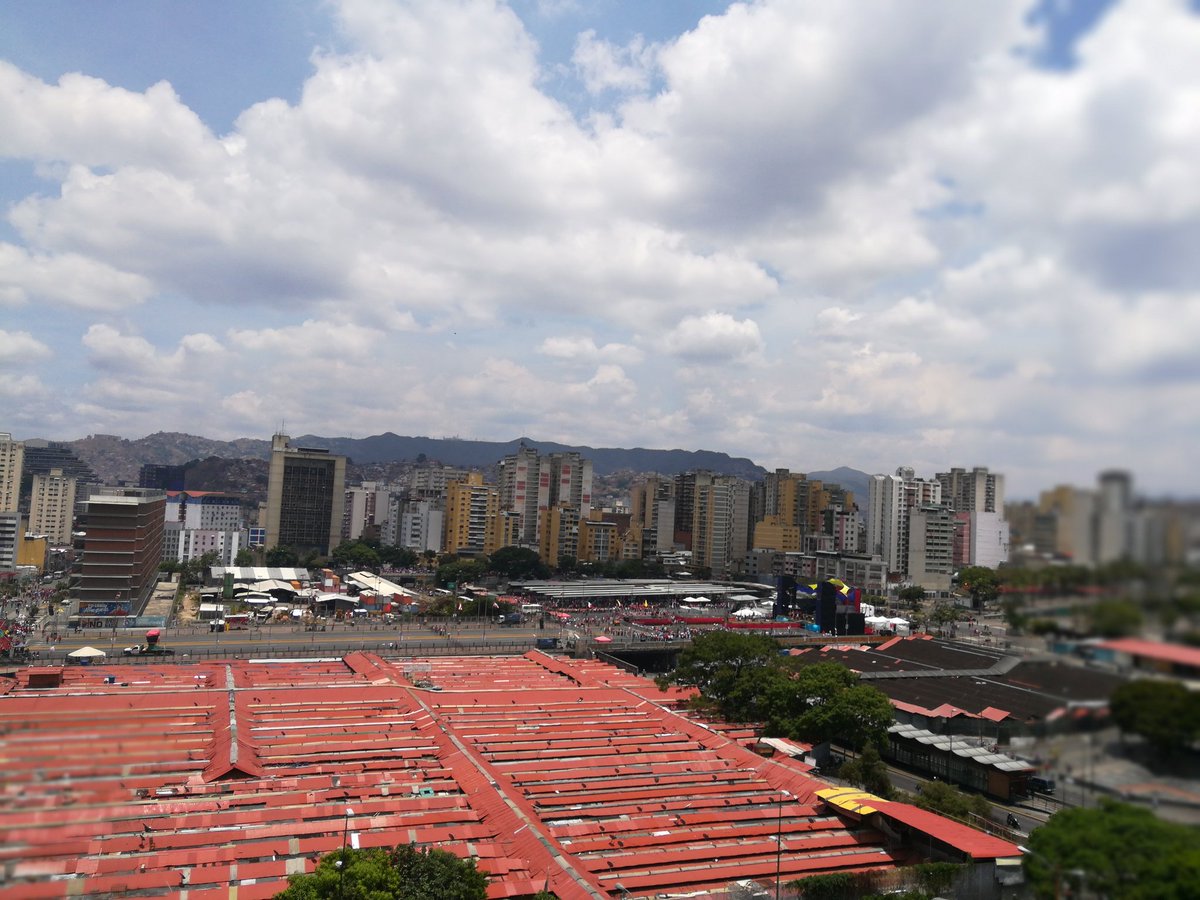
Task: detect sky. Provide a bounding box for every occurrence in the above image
[2,0,1199,499]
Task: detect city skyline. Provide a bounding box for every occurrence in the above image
[2,0,1198,498]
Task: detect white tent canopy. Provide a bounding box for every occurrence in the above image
[731,607,768,618]
[67,646,106,658]
[250,579,299,594]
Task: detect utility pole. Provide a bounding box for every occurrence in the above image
[776,789,791,900]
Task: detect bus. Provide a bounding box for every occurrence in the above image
[520,603,543,616]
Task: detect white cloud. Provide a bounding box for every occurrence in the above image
[0,330,52,365]
[0,62,218,172]
[572,30,657,94]
[1,0,1198,494]
[0,243,154,311]
[539,335,643,363]
[659,312,764,362]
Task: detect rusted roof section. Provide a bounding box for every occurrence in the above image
[0,652,1002,898]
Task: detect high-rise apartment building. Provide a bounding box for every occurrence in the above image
[444,472,515,557]
[867,467,941,576]
[20,440,99,522]
[162,491,246,565]
[672,471,714,551]
[953,511,1010,570]
[74,489,165,616]
[343,482,393,541]
[936,466,1005,516]
[539,503,579,566]
[0,512,18,572]
[396,498,444,554]
[0,432,23,513]
[1038,485,1098,566]
[29,468,77,546]
[264,434,346,557]
[1095,470,1133,564]
[498,445,542,545]
[577,513,619,563]
[498,447,593,548]
[907,504,955,590]
[691,475,751,578]
[629,475,676,557]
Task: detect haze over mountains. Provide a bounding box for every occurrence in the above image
[62,431,871,497]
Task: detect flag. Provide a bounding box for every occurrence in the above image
[587,602,593,610]
[615,598,622,608]
[457,601,463,612]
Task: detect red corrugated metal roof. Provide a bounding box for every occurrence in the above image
[869,801,1021,859]
[1097,637,1200,668]
[0,652,995,898]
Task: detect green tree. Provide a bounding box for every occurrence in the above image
[907,781,991,822]
[275,843,488,899]
[1086,598,1144,638]
[660,644,894,750]
[898,586,926,609]
[794,681,895,750]
[1023,799,1200,900]
[331,540,382,570]
[234,548,255,567]
[183,551,220,585]
[487,546,550,580]
[266,545,300,567]
[657,631,779,714]
[838,744,895,799]
[931,602,963,632]
[437,557,487,589]
[958,566,1000,609]
[1110,678,1200,755]
[378,545,419,568]
[1001,597,1028,633]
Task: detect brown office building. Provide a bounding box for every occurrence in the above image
[73,489,165,617]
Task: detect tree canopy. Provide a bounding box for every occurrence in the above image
[437,557,488,589]
[658,635,894,749]
[1023,799,1200,900]
[487,546,550,580]
[1084,598,1143,638]
[275,843,488,900]
[958,566,1000,608]
[906,781,991,822]
[1110,678,1200,755]
[266,545,300,567]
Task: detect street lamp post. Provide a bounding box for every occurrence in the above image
[776,789,791,900]
[338,807,355,899]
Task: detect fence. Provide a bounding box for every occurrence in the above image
[68,640,548,665]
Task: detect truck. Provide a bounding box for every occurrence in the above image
[123,628,176,657]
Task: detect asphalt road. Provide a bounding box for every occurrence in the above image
[28,620,553,661]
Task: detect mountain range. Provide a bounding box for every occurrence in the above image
[64,431,871,496]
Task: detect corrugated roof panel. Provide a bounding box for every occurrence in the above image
[3,653,1003,898]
